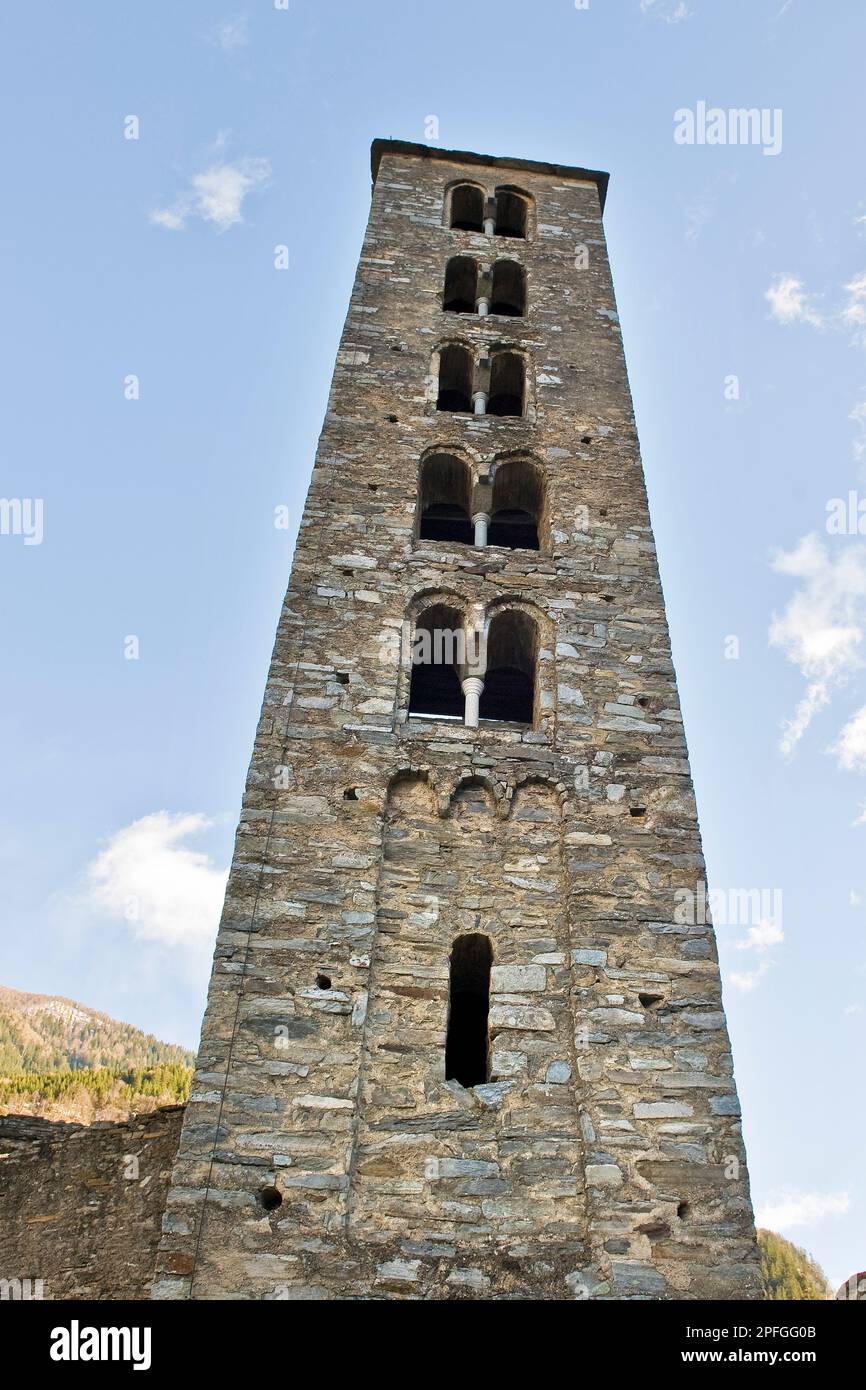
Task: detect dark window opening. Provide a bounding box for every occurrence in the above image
[450,183,484,232]
[489,260,526,317]
[479,609,537,725]
[639,992,664,1010]
[494,188,529,239]
[488,510,538,549]
[488,458,543,550]
[443,256,478,314]
[420,503,473,544]
[487,351,524,417]
[479,667,534,723]
[418,452,473,544]
[436,344,474,413]
[445,934,492,1088]
[409,605,464,720]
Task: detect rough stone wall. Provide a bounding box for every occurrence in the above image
[154,143,760,1300]
[0,1107,184,1300]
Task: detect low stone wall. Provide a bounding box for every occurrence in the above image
[0,1106,184,1300]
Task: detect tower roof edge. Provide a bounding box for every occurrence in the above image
[370,139,609,212]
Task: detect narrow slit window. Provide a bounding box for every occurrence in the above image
[445,934,492,1088]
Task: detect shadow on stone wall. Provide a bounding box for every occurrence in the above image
[0,1105,185,1300]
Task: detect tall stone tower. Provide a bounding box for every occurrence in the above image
[154,141,759,1301]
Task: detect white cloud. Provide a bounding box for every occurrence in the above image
[729,960,772,993]
[686,199,712,241]
[833,704,866,772]
[854,806,866,826]
[844,1002,863,1015]
[755,1190,849,1232]
[209,14,249,52]
[765,274,824,329]
[150,157,270,233]
[726,907,784,993]
[83,811,227,952]
[640,0,692,21]
[850,398,866,462]
[842,271,866,340]
[149,206,187,232]
[850,889,864,904]
[769,534,866,754]
[734,919,784,950]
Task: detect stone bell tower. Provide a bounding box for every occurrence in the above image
[154,140,759,1301]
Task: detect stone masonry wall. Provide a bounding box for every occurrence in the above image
[0,1107,184,1300]
[154,142,760,1300]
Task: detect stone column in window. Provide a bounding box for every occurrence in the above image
[473,354,491,415]
[461,676,484,728]
[476,266,491,317]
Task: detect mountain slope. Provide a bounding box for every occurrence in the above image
[758,1229,833,1300]
[0,985,193,1073]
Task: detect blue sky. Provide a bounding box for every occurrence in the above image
[2,0,865,1286]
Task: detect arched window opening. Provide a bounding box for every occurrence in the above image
[489,459,542,550]
[409,604,465,720]
[436,345,474,413]
[479,610,537,725]
[489,260,526,317]
[445,934,492,1088]
[494,188,529,240]
[418,454,473,545]
[443,256,478,314]
[450,183,484,233]
[488,351,525,417]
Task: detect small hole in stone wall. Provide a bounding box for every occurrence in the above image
[336,672,350,684]
[316,973,332,991]
[386,414,398,423]
[599,508,608,517]
[368,483,378,491]
[259,1185,282,1212]
[637,697,648,707]
[602,594,614,603]
[629,806,646,818]
[581,435,592,445]
[639,992,663,1009]
[677,1200,690,1221]
[344,787,359,800]
[341,569,354,576]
